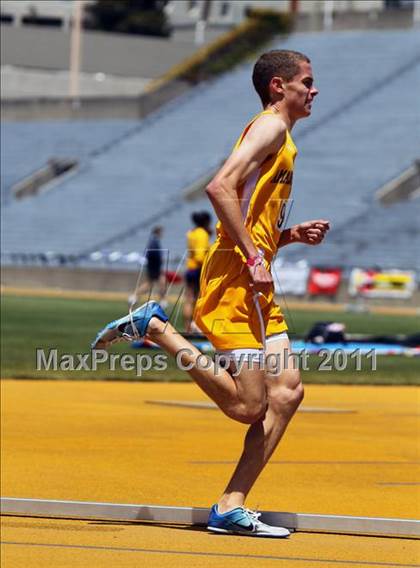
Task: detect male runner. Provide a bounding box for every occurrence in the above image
[93,49,330,538]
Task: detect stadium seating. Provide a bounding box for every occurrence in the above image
[0,120,137,205]
[2,29,420,272]
[285,197,420,270]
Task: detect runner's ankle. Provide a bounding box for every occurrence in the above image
[147,316,166,334]
[217,500,244,514]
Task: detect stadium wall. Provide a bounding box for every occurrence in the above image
[1,80,190,121]
[295,7,416,32]
[2,265,419,308]
[1,9,290,120]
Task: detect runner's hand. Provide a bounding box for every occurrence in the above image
[247,262,272,292]
[292,219,330,246]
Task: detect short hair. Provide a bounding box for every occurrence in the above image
[252,50,310,107]
[191,211,212,228]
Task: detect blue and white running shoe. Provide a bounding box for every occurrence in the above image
[207,505,290,538]
[91,300,168,349]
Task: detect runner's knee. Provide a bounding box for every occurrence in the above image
[269,370,304,414]
[229,398,267,424]
[241,403,267,424]
[291,378,304,408]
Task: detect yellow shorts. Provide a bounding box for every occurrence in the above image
[194,240,287,350]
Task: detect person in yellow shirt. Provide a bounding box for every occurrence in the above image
[184,211,212,332]
[93,49,329,537]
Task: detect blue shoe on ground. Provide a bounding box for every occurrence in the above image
[207,505,290,538]
[91,300,168,349]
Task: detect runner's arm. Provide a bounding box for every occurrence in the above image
[278,220,330,248]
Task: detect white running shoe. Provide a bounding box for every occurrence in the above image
[207,505,290,538]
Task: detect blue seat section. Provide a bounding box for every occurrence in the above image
[2,30,420,274]
[0,119,137,205]
[283,197,420,270]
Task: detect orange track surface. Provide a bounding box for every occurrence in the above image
[1,380,419,567]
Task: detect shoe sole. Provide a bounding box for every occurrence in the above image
[92,300,157,349]
[92,327,123,350]
[207,526,289,538]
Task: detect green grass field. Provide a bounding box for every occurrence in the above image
[1,294,419,384]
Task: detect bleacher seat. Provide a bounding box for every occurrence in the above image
[2,29,420,272]
[0,119,137,205]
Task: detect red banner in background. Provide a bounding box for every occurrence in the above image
[165,270,182,284]
[307,268,342,296]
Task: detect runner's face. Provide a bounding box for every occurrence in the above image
[282,61,318,119]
